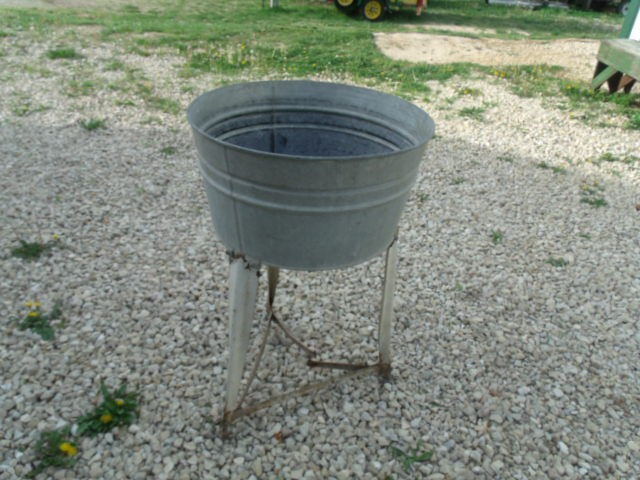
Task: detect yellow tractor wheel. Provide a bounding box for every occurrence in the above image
[362,0,385,21]
[335,0,358,15]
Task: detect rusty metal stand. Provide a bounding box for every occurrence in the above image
[220,236,398,435]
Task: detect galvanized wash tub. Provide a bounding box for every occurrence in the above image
[188,80,435,270]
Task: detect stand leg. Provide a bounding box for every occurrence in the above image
[224,256,260,422]
[378,235,398,378]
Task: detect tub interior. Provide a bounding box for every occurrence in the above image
[204,109,416,158]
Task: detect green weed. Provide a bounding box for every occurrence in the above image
[27,428,79,478]
[546,256,569,267]
[81,118,106,131]
[11,98,49,117]
[76,383,140,437]
[456,86,482,96]
[459,106,486,121]
[46,47,82,60]
[390,442,433,472]
[491,230,504,244]
[17,300,62,341]
[160,146,177,156]
[11,235,59,260]
[580,182,607,207]
[66,79,96,97]
[594,152,639,165]
[452,176,466,185]
[536,161,566,174]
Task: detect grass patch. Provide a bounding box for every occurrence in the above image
[0,0,628,117]
[46,47,82,60]
[459,106,486,121]
[81,118,107,131]
[104,58,126,71]
[546,256,569,267]
[580,182,607,207]
[17,300,62,341]
[536,161,567,174]
[160,145,177,155]
[457,86,482,96]
[593,152,639,165]
[11,98,49,117]
[66,79,97,97]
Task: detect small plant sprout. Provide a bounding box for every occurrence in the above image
[389,441,434,472]
[160,145,177,156]
[27,428,79,478]
[81,118,106,131]
[491,230,504,244]
[18,300,62,340]
[76,383,139,437]
[452,176,465,185]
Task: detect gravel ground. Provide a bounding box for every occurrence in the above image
[1,24,639,480]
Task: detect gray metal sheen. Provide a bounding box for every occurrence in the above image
[188,80,435,270]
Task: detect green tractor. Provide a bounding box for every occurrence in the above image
[335,0,425,21]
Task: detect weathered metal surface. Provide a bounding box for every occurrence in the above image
[188,80,434,270]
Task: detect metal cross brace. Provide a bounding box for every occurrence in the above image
[220,236,398,436]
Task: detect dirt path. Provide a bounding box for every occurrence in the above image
[376,30,600,81]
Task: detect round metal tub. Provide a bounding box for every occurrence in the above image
[188,80,435,270]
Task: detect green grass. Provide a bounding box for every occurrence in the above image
[593,152,639,165]
[81,118,107,131]
[459,106,486,121]
[0,0,632,126]
[546,256,569,267]
[580,182,608,207]
[46,47,82,60]
[160,145,177,155]
[536,161,567,174]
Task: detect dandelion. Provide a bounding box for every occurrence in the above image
[53,234,60,240]
[25,301,42,308]
[59,442,78,457]
[28,310,40,317]
[115,398,125,407]
[100,413,113,424]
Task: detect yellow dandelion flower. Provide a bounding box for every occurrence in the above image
[28,311,40,317]
[25,301,42,308]
[53,234,60,240]
[115,398,125,407]
[59,442,78,457]
[101,413,113,424]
